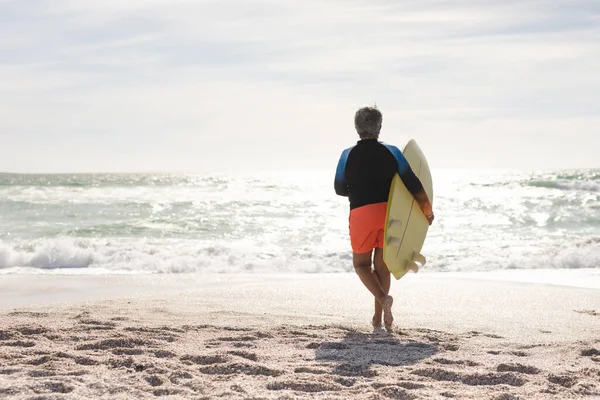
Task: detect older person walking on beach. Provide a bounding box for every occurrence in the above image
[334,105,434,329]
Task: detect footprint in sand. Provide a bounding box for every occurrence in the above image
[227,350,258,361]
[215,335,258,342]
[494,394,522,400]
[210,334,260,349]
[180,355,228,365]
[112,348,144,356]
[66,370,88,376]
[277,327,320,339]
[440,391,456,398]
[74,356,100,366]
[169,371,193,384]
[397,381,426,390]
[574,309,599,316]
[0,330,16,340]
[77,320,118,331]
[76,338,153,351]
[153,350,176,359]
[8,311,49,318]
[378,386,417,400]
[253,331,273,339]
[496,363,541,375]
[485,334,504,339]
[267,379,343,393]
[14,326,50,336]
[153,388,182,397]
[232,342,255,349]
[466,331,503,339]
[107,357,134,369]
[320,342,350,350]
[411,367,527,387]
[516,344,542,350]
[0,388,19,397]
[28,370,57,378]
[442,344,460,351]
[28,355,53,366]
[199,363,283,377]
[222,326,253,332]
[124,326,185,342]
[372,381,426,391]
[145,375,165,387]
[180,324,212,332]
[510,351,528,357]
[334,377,356,387]
[4,340,35,348]
[333,363,377,378]
[433,358,480,367]
[548,373,578,388]
[0,368,21,375]
[581,348,600,357]
[35,382,74,394]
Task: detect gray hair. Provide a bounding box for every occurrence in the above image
[354,106,382,139]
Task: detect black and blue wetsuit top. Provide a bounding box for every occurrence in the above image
[334,139,425,210]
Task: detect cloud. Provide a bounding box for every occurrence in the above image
[0,0,598,172]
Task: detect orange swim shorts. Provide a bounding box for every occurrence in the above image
[348,202,388,254]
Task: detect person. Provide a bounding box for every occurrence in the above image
[334,105,434,329]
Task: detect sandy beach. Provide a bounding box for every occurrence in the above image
[1,273,599,399]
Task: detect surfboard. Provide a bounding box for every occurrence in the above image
[383,139,434,280]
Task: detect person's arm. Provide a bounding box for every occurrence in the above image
[334,149,350,197]
[385,145,434,225]
[398,169,434,224]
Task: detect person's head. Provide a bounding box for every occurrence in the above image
[354,105,382,139]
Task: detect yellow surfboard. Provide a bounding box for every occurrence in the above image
[383,139,434,280]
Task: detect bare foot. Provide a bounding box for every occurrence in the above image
[372,315,382,328]
[380,295,394,327]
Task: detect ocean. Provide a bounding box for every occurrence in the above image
[1,169,599,276]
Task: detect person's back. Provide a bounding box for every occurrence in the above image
[336,138,408,210]
[334,105,434,330]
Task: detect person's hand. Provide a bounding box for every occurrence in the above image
[427,212,434,225]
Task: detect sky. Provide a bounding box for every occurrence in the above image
[0,0,599,173]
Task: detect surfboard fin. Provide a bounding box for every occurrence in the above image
[388,219,403,229]
[386,237,402,247]
[405,261,419,273]
[412,252,426,266]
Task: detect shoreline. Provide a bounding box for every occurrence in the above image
[1,269,599,310]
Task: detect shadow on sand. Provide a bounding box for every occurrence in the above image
[314,327,438,377]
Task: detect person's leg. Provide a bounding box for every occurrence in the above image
[349,203,392,326]
[373,247,393,327]
[352,250,390,315]
[353,250,380,297]
[372,296,383,327]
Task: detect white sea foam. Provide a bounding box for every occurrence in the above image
[0,235,597,276]
[0,169,599,275]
